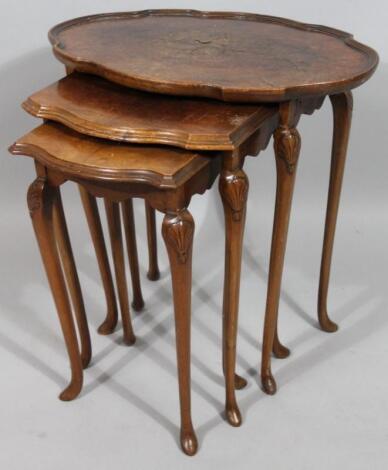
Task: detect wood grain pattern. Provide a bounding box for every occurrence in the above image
[49,10,378,102]
[9,122,213,188]
[11,10,377,452]
[11,122,224,455]
[23,72,276,150]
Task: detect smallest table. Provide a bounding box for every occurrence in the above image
[10,121,221,456]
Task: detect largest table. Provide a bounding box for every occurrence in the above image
[49,9,378,397]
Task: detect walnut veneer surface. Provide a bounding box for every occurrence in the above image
[23,73,277,150]
[10,122,214,188]
[49,10,378,102]
[9,9,379,457]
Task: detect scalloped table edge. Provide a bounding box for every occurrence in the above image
[48,9,379,103]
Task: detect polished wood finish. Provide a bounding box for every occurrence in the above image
[262,93,355,394]
[13,95,328,420]
[162,210,197,456]
[104,200,136,346]
[53,189,91,368]
[10,9,377,456]
[79,186,119,334]
[145,202,160,281]
[10,122,221,455]
[121,199,144,311]
[318,92,353,332]
[49,10,378,102]
[64,61,146,333]
[45,10,378,405]
[219,152,249,426]
[261,101,302,395]
[23,72,277,323]
[23,72,276,150]
[272,326,291,359]
[11,122,214,188]
[27,168,83,401]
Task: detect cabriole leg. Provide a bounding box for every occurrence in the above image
[219,159,249,427]
[104,199,136,345]
[79,187,118,335]
[272,325,290,359]
[28,176,83,401]
[121,199,145,311]
[162,209,198,456]
[318,92,353,332]
[261,101,301,395]
[145,201,160,281]
[54,188,92,368]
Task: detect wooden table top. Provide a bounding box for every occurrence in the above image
[23,73,277,150]
[49,9,378,102]
[9,122,215,188]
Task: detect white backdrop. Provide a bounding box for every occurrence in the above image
[0,2,387,469]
